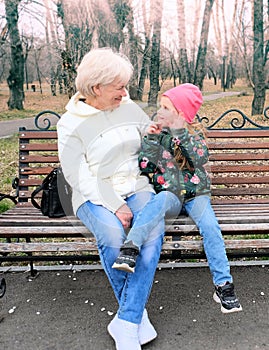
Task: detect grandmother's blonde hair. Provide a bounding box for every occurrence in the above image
[75,47,133,97]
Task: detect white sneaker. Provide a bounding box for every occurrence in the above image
[138,309,157,345]
[107,315,141,350]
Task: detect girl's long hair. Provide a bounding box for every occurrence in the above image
[174,120,206,170]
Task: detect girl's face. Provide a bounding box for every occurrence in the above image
[156,96,185,128]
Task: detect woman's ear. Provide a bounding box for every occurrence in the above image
[92,84,101,96]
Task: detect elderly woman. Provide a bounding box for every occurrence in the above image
[57,48,179,350]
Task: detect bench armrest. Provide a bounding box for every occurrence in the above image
[0,192,18,205]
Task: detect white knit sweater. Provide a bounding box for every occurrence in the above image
[57,92,154,214]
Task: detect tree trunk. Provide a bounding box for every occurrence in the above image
[5,0,24,110]
[176,0,190,82]
[44,0,58,96]
[125,1,139,100]
[194,0,215,90]
[57,0,76,98]
[137,1,153,101]
[251,0,265,115]
[148,32,161,106]
[138,37,150,101]
[148,0,163,107]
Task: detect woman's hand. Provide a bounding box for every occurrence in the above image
[115,203,133,229]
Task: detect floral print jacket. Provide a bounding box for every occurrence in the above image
[138,128,211,201]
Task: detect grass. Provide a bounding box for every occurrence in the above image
[0,84,69,121]
[0,134,18,213]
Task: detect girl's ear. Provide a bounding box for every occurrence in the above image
[178,110,185,118]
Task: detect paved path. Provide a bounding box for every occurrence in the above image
[0,113,61,138]
[0,92,241,138]
[0,262,268,350]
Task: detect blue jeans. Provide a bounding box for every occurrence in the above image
[77,191,174,324]
[126,193,232,286]
[183,195,232,286]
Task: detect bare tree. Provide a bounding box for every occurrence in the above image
[4,0,24,109]
[190,0,202,76]
[235,0,253,87]
[176,0,190,82]
[194,0,215,89]
[44,0,59,96]
[124,0,140,100]
[137,0,153,101]
[251,0,266,115]
[57,0,79,98]
[148,0,164,107]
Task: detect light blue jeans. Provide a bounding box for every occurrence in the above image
[183,195,232,286]
[126,192,232,286]
[77,191,179,324]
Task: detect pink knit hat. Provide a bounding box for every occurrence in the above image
[162,83,203,123]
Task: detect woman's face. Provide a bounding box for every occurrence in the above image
[93,78,128,110]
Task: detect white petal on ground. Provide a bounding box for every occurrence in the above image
[8,307,16,314]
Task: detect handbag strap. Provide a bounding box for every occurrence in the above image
[31,168,58,210]
[31,185,43,210]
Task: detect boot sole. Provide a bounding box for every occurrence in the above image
[112,262,135,273]
[213,292,243,314]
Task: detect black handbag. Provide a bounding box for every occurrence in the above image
[31,167,73,217]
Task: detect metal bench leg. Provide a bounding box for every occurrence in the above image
[0,278,6,298]
[25,238,39,279]
[28,261,39,279]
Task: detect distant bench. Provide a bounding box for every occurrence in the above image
[0,107,269,280]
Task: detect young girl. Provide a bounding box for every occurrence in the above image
[113,83,242,314]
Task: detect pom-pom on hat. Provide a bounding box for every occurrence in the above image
[162,83,203,123]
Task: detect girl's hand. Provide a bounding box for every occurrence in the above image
[115,203,133,228]
[147,123,162,134]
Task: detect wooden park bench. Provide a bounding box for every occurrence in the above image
[0,107,269,283]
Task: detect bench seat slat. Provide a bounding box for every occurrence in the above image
[162,239,269,251]
[0,222,268,238]
[0,239,268,254]
[1,215,268,226]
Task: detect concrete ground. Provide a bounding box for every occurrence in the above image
[0,262,268,350]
